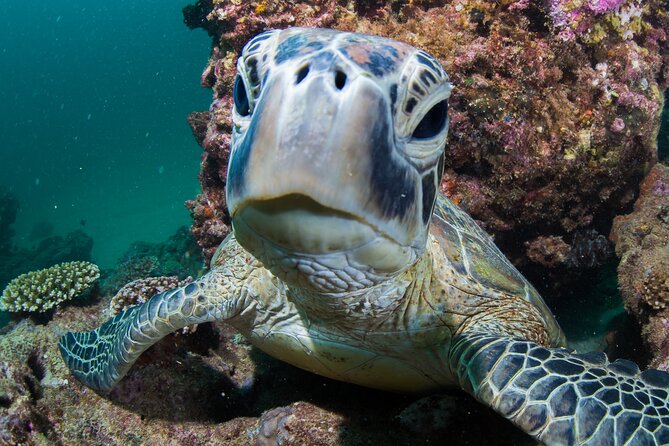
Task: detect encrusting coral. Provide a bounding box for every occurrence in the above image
[109,275,193,316]
[547,0,650,43]
[610,163,669,369]
[0,261,100,313]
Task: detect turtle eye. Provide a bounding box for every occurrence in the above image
[233,75,251,117]
[412,100,448,139]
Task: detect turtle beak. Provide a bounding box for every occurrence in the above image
[227,65,422,253]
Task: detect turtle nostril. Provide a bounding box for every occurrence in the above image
[334,70,347,90]
[296,65,310,84]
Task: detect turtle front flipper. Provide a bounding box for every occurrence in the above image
[60,280,228,393]
[60,236,261,393]
[450,332,669,445]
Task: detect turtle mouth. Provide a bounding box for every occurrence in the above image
[233,194,380,255]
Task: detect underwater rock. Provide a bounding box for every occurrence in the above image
[101,255,160,295]
[0,191,19,254]
[101,226,204,295]
[524,235,571,268]
[524,229,613,270]
[564,229,614,269]
[182,0,216,37]
[186,192,230,265]
[108,275,193,316]
[255,403,342,446]
[611,163,669,370]
[184,0,668,281]
[0,230,94,291]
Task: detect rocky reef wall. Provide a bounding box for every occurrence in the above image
[184,0,668,292]
[611,162,669,371]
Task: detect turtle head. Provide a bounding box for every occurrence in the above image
[227,28,452,294]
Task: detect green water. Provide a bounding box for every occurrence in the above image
[0,0,211,269]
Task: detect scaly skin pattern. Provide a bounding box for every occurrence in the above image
[450,333,669,445]
[60,239,265,393]
[60,230,551,394]
[60,28,669,445]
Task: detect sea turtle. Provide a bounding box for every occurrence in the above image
[60,28,669,445]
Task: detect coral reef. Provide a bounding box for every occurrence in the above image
[524,230,613,269]
[547,0,650,42]
[109,275,193,316]
[0,298,535,445]
[102,255,161,296]
[610,163,669,369]
[0,220,94,326]
[108,275,197,334]
[184,0,669,285]
[101,226,204,295]
[0,261,100,313]
[0,230,95,291]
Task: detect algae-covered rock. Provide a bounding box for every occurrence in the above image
[611,163,669,370]
[108,276,193,316]
[0,261,100,313]
[100,226,204,295]
[184,0,668,289]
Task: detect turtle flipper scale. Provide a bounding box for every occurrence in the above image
[60,236,259,394]
[60,281,223,393]
[450,332,669,446]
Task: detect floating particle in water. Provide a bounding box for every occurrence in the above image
[35,178,40,186]
[87,113,91,120]
[158,166,165,174]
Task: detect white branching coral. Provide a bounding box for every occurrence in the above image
[1,261,100,313]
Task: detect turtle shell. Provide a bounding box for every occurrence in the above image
[430,194,565,347]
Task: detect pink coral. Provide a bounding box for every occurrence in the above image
[588,0,627,13]
[611,117,626,132]
[109,276,193,316]
[547,0,645,41]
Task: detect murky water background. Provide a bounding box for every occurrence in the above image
[1,0,211,268]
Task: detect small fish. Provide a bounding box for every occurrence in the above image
[80,219,86,227]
